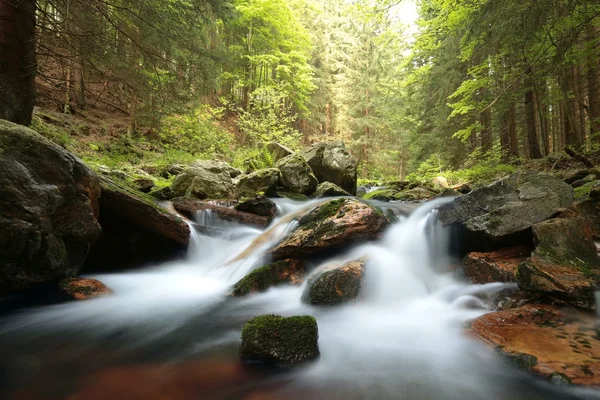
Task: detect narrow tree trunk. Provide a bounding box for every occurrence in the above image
[0,0,37,125]
[480,107,492,152]
[508,103,518,157]
[525,67,543,159]
[587,24,600,136]
[127,90,138,137]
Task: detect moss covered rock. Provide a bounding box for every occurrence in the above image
[277,191,309,201]
[237,168,280,197]
[516,217,600,309]
[276,154,318,195]
[269,198,389,260]
[0,120,101,295]
[171,165,236,200]
[301,142,358,195]
[393,186,437,202]
[313,181,351,198]
[58,277,112,300]
[232,259,304,296]
[303,258,366,306]
[190,160,242,178]
[235,196,277,221]
[240,315,319,365]
[573,180,600,201]
[362,187,399,202]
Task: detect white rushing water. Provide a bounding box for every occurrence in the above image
[1,198,599,399]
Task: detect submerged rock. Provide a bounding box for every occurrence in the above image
[232,259,304,296]
[468,304,600,386]
[301,142,358,195]
[516,217,599,309]
[58,277,112,300]
[269,198,389,260]
[235,196,278,220]
[267,142,294,162]
[240,315,319,365]
[462,246,531,284]
[0,120,101,294]
[438,172,573,250]
[313,181,351,198]
[276,153,318,195]
[236,168,280,198]
[303,258,366,306]
[171,164,236,200]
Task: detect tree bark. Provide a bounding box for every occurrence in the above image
[525,67,542,159]
[588,24,600,136]
[480,107,492,152]
[0,0,37,125]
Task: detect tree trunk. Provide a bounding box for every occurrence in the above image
[588,24,600,136]
[480,107,492,152]
[0,0,37,125]
[525,68,543,159]
[508,103,518,157]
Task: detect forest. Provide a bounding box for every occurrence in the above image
[1,0,598,184]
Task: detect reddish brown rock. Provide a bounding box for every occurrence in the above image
[58,278,112,300]
[173,197,270,228]
[469,304,600,386]
[269,198,388,260]
[462,247,531,284]
[232,259,304,296]
[303,258,367,306]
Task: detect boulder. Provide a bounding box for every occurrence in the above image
[432,176,449,189]
[235,196,278,220]
[563,199,600,239]
[58,277,112,300]
[0,120,101,294]
[438,172,573,249]
[301,142,358,195]
[468,304,600,386]
[149,186,175,201]
[564,169,600,185]
[269,198,389,260]
[462,246,531,284]
[276,191,309,201]
[574,180,600,201]
[133,178,154,193]
[232,259,304,296]
[172,198,271,228]
[356,182,380,197]
[275,154,318,195]
[190,160,242,178]
[362,187,399,202]
[171,164,236,200]
[394,186,437,202]
[516,217,599,309]
[490,288,538,311]
[240,315,319,365]
[303,258,366,306]
[591,182,600,199]
[237,168,280,198]
[267,142,294,162]
[313,182,351,198]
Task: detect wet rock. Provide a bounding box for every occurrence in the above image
[562,199,600,239]
[172,198,271,228]
[235,196,277,220]
[468,304,600,386]
[171,164,236,200]
[58,277,112,300]
[232,259,304,296]
[303,258,366,306]
[313,182,351,198]
[362,187,399,202]
[237,168,280,198]
[276,191,309,202]
[133,178,154,193]
[462,246,531,284]
[490,288,538,311]
[99,178,190,245]
[438,172,573,250]
[267,142,294,162]
[301,142,358,195]
[0,120,101,294]
[356,181,380,197]
[275,154,318,195]
[269,198,389,260]
[516,217,599,309]
[240,315,319,365]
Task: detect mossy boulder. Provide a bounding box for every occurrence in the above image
[393,186,437,202]
[276,191,309,201]
[301,142,358,195]
[573,180,600,201]
[275,154,318,195]
[171,164,236,200]
[235,196,277,220]
[58,277,112,300]
[362,187,399,202]
[313,181,351,198]
[438,171,574,250]
[269,198,389,260]
[267,142,294,162]
[190,160,242,178]
[232,259,304,296]
[236,168,280,197]
[516,217,600,309]
[133,178,155,193]
[149,186,175,201]
[303,258,366,306]
[0,120,102,295]
[240,315,319,365]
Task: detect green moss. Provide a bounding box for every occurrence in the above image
[573,181,599,200]
[298,198,347,230]
[240,315,319,364]
[362,188,398,201]
[232,260,302,296]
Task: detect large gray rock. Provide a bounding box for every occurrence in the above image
[276,154,318,195]
[313,181,351,198]
[0,120,102,294]
[301,142,358,195]
[267,142,294,162]
[190,160,242,178]
[438,172,573,248]
[303,258,366,306]
[171,164,236,200]
[236,168,280,197]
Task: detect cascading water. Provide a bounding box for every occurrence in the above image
[1,198,599,399]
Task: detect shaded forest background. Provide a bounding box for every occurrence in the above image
[28,0,600,182]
